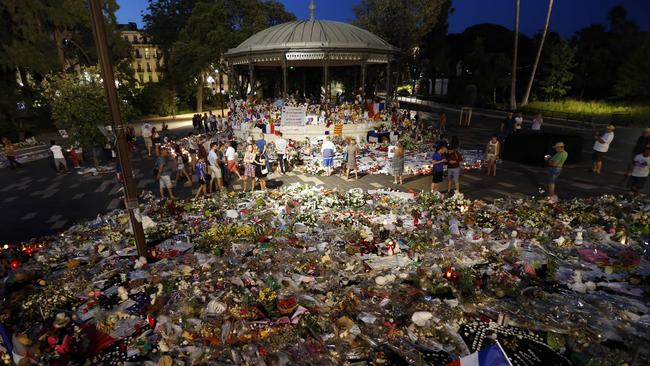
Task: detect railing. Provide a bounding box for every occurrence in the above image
[398,95,636,127]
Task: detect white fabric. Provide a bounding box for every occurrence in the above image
[532,117,542,130]
[141,123,152,137]
[631,154,650,177]
[225,146,237,161]
[459,351,480,366]
[321,140,336,154]
[50,145,64,159]
[593,132,614,152]
[275,138,287,154]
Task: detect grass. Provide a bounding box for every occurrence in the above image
[525,99,650,126]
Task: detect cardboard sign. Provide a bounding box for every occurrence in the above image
[58,129,69,138]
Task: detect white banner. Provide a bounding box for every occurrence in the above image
[280,106,307,131]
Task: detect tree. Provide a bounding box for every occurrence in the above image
[521,0,553,107]
[613,36,650,101]
[534,33,575,101]
[353,0,450,85]
[571,24,616,99]
[167,0,294,111]
[143,0,201,64]
[135,83,176,116]
[509,0,520,110]
[42,66,138,166]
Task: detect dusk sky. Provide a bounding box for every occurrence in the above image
[115,0,650,37]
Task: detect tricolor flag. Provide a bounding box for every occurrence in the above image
[446,344,512,366]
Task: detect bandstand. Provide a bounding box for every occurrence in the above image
[224,1,399,102]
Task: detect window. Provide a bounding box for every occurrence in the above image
[145,49,150,59]
[147,63,152,72]
[134,50,141,58]
[138,74,143,83]
[147,74,152,83]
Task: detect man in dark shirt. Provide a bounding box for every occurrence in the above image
[627,128,650,175]
[501,112,515,137]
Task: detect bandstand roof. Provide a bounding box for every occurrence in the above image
[224,19,398,67]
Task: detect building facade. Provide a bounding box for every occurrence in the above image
[118,23,163,84]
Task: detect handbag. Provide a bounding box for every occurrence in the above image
[261,168,268,175]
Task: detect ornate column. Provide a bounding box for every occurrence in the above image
[322,52,330,103]
[248,58,255,95]
[360,59,367,99]
[385,58,392,101]
[281,53,288,99]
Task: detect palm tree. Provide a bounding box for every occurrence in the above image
[521,0,554,107]
[509,0,520,110]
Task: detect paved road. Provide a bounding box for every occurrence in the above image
[0,111,645,244]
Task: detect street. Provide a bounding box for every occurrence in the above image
[0,110,644,244]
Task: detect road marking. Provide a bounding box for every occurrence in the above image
[72,193,85,200]
[369,182,383,188]
[70,183,80,188]
[20,212,37,220]
[572,182,598,190]
[38,177,49,183]
[233,184,242,190]
[137,178,154,189]
[108,183,122,195]
[2,196,17,203]
[497,182,516,188]
[47,214,62,223]
[50,220,67,230]
[95,180,112,193]
[106,197,121,210]
[463,174,481,181]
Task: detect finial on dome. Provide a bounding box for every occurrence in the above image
[309,0,315,21]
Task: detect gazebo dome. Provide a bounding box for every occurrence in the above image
[225,19,398,67]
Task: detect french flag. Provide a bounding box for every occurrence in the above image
[446,344,512,366]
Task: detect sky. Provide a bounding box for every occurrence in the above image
[116,0,650,37]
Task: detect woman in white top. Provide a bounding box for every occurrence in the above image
[592,124,615,175]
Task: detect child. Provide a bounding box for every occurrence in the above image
[430,145,447,193]
[629,146,650,196]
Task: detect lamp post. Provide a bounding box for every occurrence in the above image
[88,0,147,256]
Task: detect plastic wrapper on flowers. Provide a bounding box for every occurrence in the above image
[1,186,649,365]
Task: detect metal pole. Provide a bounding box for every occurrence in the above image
[282,53,288,99]
[88,0,147,256]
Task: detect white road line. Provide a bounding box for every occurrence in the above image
[20,212,37,220]
[106,197,122,210]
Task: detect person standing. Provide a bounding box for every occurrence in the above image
[345,138,359,180]
[2,137,21,169]
[274,132,288,174]
[141,122,153,157]
[209,111,217,132]
[446,145,463,193]
[591,124,615,175]
[321,137,336,176]
[255,133,270,175]
[254,146,268,190]
[439,112,447,132]
[430,145,447,193]
[626,128,650,176]
[200,113,208,133]
[207,143,222,193]
[545,142,568,200]
[485,134,500,176]
[156,148,176,199]
[531,113,543,132]
[174,146,192,187]
[50,140,68,173]
[243,144,256,192]
[501,112,514,137]
[225,141,242,182]
[151,126,160,156]
[194,156,207,199]
[514,112,524,133]
[392,141,405,184]
[628,146,650,196]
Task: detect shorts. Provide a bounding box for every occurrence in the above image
[486,155,497,163]
[144,137,152,148]
[628,176,647,190]
[227,160,237,172]
[159,175,172,189]
[432,171,443,183]
[447,167,460,182]
[323,157,334,167]
[198,178,206,186]
[592,150,605,162]
[547,167,562,184]
[210,165,222,179]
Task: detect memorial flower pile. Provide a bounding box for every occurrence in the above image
[1,185,649,365]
